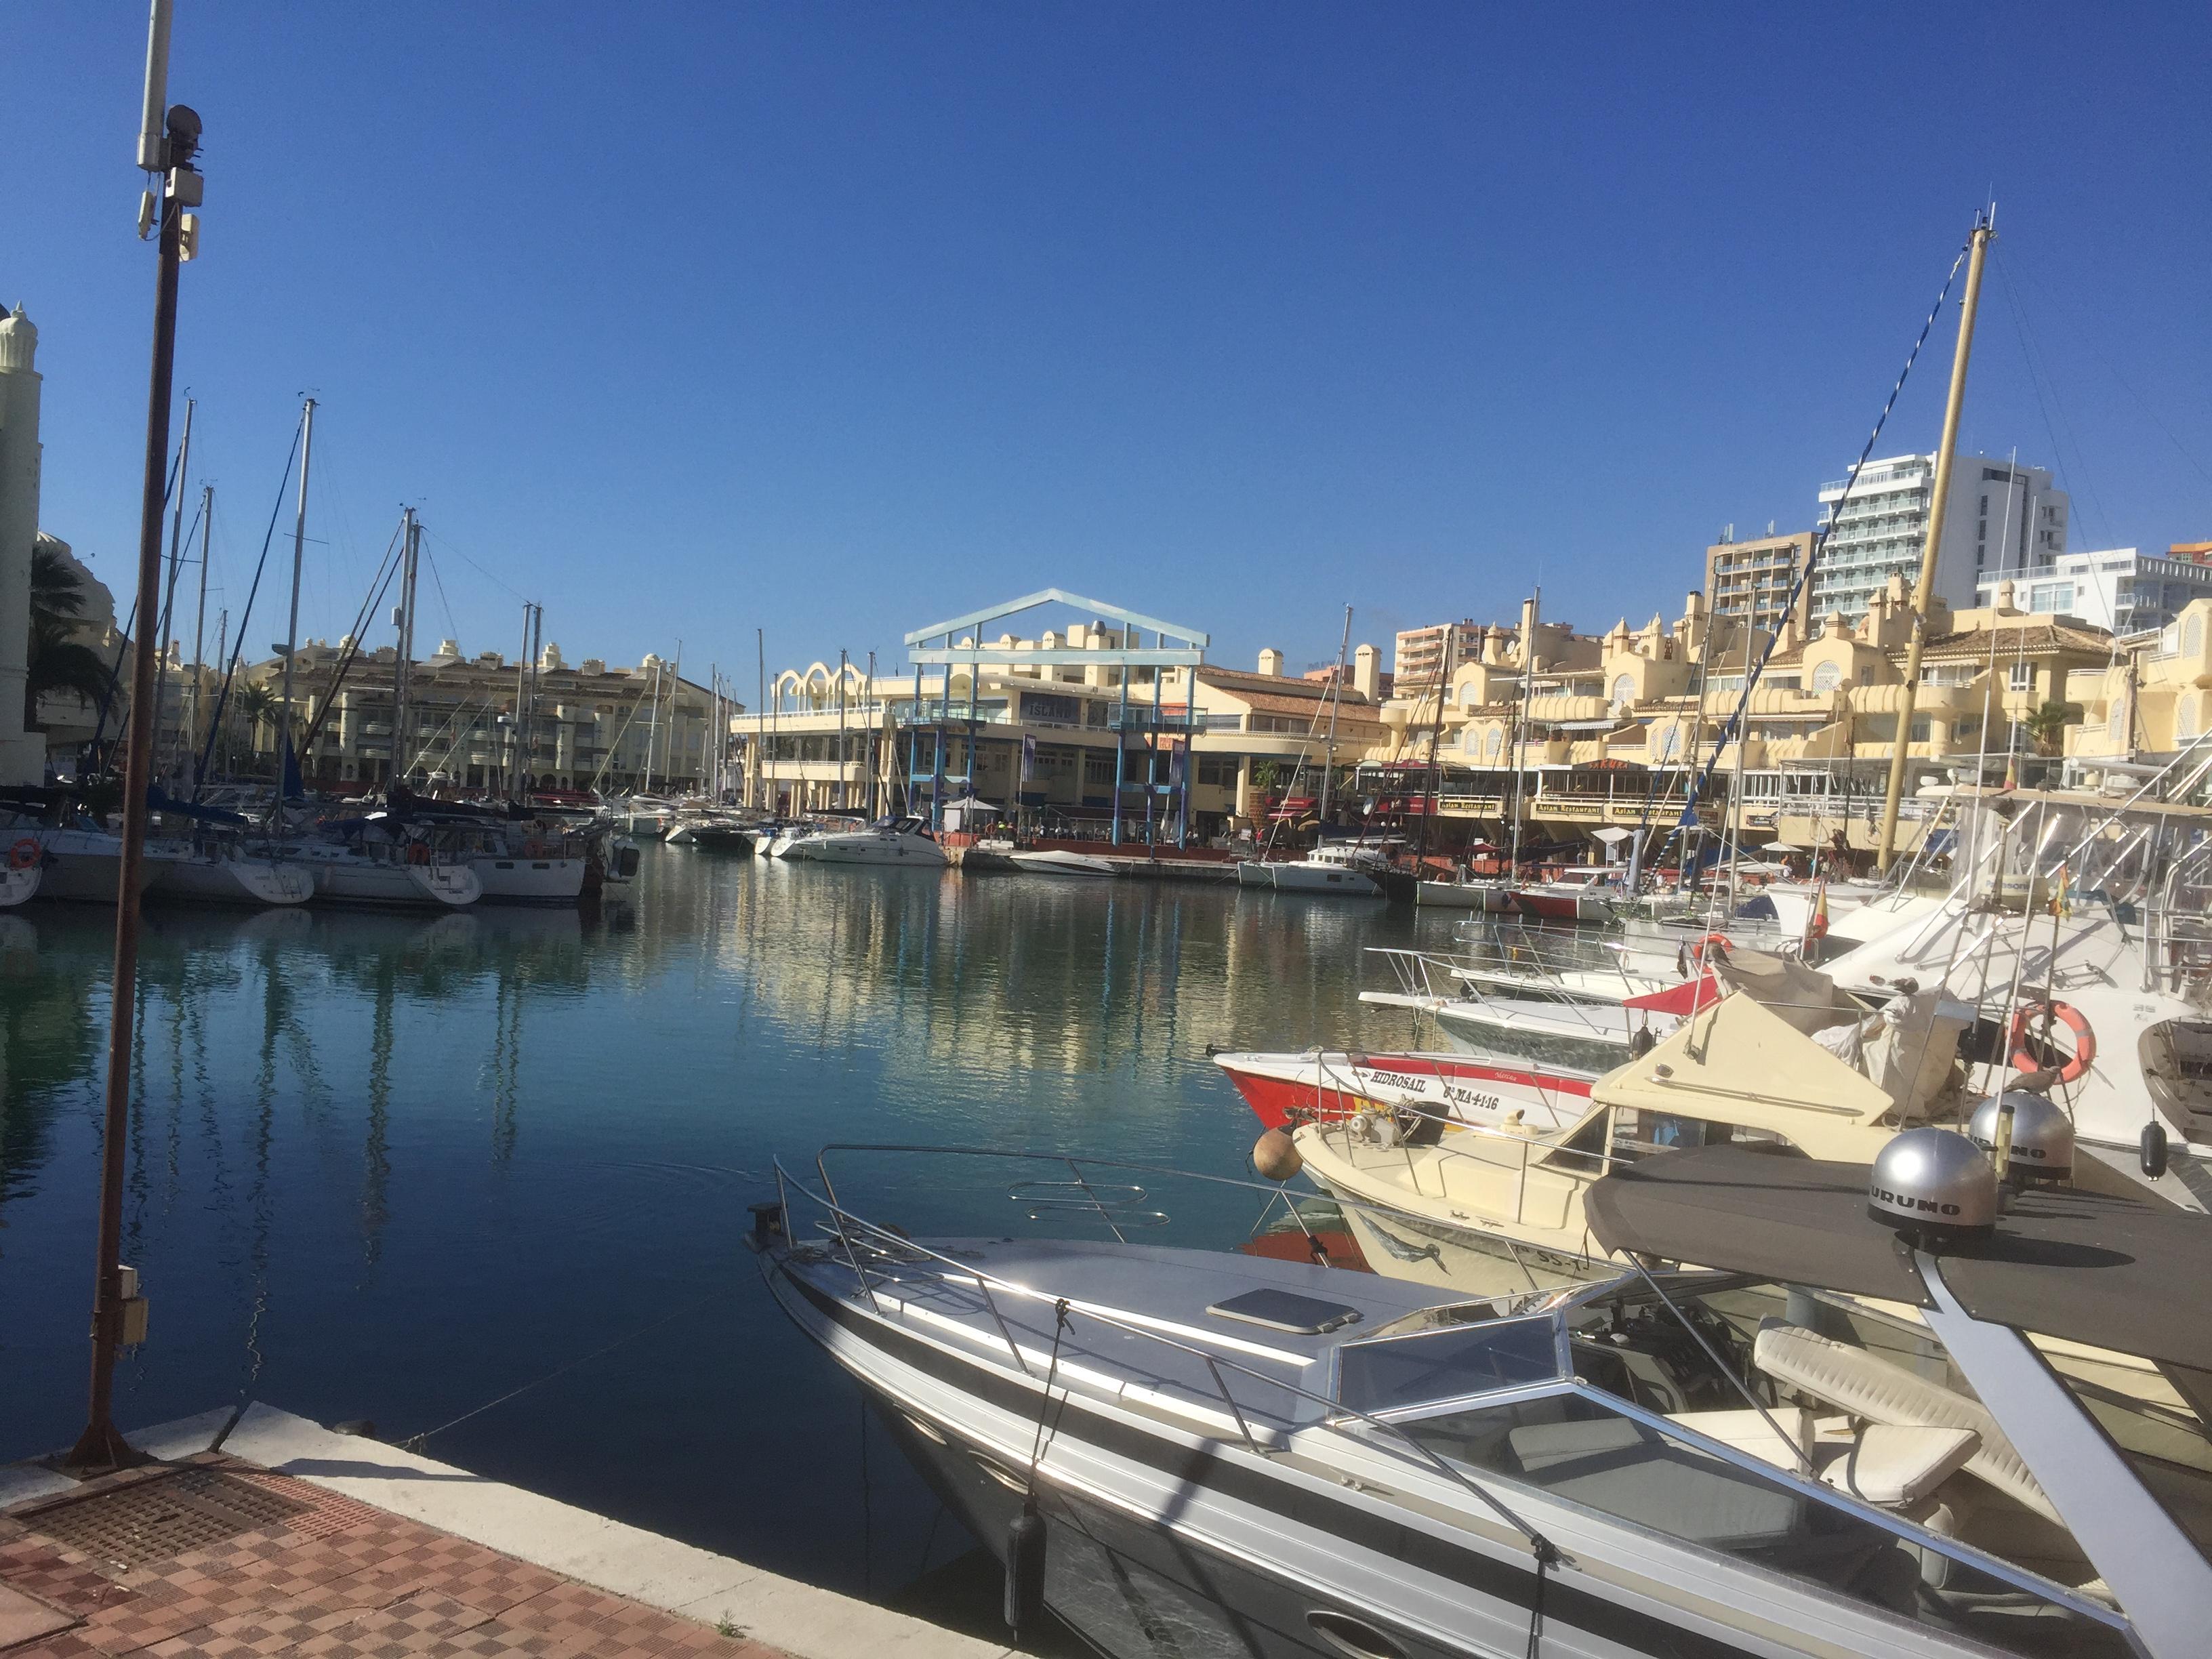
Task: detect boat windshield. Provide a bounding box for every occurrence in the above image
[1334,1314,1562,1418]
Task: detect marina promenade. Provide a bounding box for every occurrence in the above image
[0,1407,1004,1659]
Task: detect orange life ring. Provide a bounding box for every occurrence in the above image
[7,838,39,871]
[1684,931,1733,964]
[2010,1000,2095,1085]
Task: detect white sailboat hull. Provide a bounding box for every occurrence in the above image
[157,854,315,907]
[312,856,481,908]
[1237,859,1382,896]
[467,855,586,903]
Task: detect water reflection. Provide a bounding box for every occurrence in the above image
[0,850,1450,1603]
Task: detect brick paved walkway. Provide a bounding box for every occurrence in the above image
[0,1451,769,1657]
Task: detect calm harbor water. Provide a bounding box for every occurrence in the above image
[0,848,1459,1616]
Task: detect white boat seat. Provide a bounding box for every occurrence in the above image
[1668,1407,1816,1472]
[1673,1409,1978,1509]
[1820,1424,1981,1507]
[1753,1324,2058,1523]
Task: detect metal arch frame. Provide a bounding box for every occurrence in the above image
[903,589,1210,652]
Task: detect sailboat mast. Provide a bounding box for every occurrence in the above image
[392,508,418,785]
[1725,614,1754,900]
[1319,605,1351,822]
[1877,213,1992,872]
[187,482,211,783]
[148,397,193,785]
[277,396,316,813]
[1509,590,1539,873]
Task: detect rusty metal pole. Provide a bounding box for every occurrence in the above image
[1876,215,1992,873]
[70,71,202,1470]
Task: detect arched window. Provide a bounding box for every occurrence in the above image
[1658,725,1680,760]
[1810,661,1841,693]
[2109,693,2128,741]
[2187,614,2204,658]
[1610,674,1635,709]
[1486,726,1503,758]
[2179,696,2198,743]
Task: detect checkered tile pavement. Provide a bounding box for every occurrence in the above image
[1,1452,770,1657]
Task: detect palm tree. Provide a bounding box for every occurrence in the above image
[24,545,115,732]
[2024,700,2081,758]
[230,682,276,775]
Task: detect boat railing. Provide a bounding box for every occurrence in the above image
[775,1146,1579,1553]
[769,1145,2129,1635]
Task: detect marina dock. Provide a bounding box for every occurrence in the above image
[0,1408,1004,1659]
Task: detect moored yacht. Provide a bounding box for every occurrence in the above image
[800,816,948,866]
[760,1141,2203,1659]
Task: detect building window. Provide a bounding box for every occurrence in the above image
[2188,615,2205,657]
[1610,674,1634,709]
[1810,661,1841,693]
[2009,661,2033,692]
[2179,697,2198,743]
[1486,727,1502,758]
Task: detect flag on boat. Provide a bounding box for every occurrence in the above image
[1809,878,1830,941]
[1622,970,1723,1017]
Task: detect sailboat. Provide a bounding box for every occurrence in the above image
[1237,607,1385,897]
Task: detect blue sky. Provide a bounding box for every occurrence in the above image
[12,4,2208,690]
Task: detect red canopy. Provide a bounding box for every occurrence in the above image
[1621,972,1723,1017]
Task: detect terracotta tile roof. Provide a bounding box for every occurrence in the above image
[1196,666,1376,707]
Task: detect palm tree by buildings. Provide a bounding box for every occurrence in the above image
[24,544,114,733]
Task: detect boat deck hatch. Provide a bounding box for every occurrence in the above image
[1207,1289,1364,1334]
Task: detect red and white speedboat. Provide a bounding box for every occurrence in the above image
[1211,1048,1593,1135]
[1507,866,1618,922]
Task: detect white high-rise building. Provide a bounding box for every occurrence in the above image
[1809,453,2068,622]
[1975,548,2212,636]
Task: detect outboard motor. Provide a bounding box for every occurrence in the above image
[1967,1091,2075,1188]
[1867,1128,1997,1250]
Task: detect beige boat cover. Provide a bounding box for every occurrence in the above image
[1595,991,1900,1137]
[1710,949,1862,1034]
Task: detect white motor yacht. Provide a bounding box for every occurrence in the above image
[801,816,948,866]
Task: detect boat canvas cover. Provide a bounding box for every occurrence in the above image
[1597,990,1898,1130]
[1584,1146,2212,1372]
[1708,949,1862,1034]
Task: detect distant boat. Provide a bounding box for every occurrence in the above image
[802,817,948,867]
[155,844,315,907]
[1007,848,1120,878]
[1235,855,1383,897]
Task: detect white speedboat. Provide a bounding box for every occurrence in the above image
[1006,848,1120,878]
[801,816,948,866]
[762,1142,2199,1659]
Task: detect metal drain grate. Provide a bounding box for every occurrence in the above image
[22,1468,309,1569]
